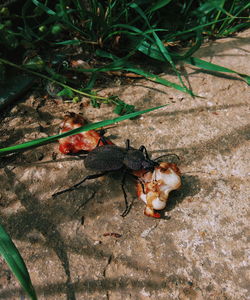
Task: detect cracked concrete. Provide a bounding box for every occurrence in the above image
[0,29,249,299]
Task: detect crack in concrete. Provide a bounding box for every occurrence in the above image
[103,254,113,278]
[140,222,160,238]
[103,255,113,300]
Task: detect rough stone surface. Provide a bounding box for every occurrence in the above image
[0,29,249,300]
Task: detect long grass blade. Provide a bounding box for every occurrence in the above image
[185,57,250,84]
[82,49,194,93]
[123,67,194,94]
[0,105,167,155]
[137,41,249,85]
[0,224,37,300]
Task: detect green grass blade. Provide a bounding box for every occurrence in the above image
[0,105,167,155]
[129,2,190,94]
[32,0,86,36]
[130,3,175,68]
[104,24,168,42]
[31,0,56,15]
[221,22,250,36]
[217,2,248,33]
[123,67,194,94]
[0,224,37,300]
[53,40,82,45]
[166,17,232,39]
[180,31,203,58]
[0,58,110,101]
[147,0,172,13]
[89,49,193,93]
[185,57,250,84]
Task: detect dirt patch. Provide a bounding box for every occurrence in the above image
[0,29,249,300]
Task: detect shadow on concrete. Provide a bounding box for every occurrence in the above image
[1,166,196,299]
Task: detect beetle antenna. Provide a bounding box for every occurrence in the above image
[154,153,180,162]
[139,145,150,160]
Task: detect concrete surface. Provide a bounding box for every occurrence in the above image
[0,29,249,300]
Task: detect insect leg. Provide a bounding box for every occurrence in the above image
[120,171,131,217]
[52,172,107,197]
[128,172,146,193]
[96,129,111,147]
[125,139,131,150]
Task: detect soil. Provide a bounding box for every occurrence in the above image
[0,29,249,300]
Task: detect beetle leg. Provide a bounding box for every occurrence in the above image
[127,173,146,194]
[125,139,131,150]
[138,177,146,194]
[96,138,102,147]
[52,172,108,197]
[96,129,108,147]
[120,171,131,217]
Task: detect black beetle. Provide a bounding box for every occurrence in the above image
[53,133,179,216]
[84,140,158,172]
[53,133,160,216]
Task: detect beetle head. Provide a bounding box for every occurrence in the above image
[141,159,159,171]
[124,149,159,171]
